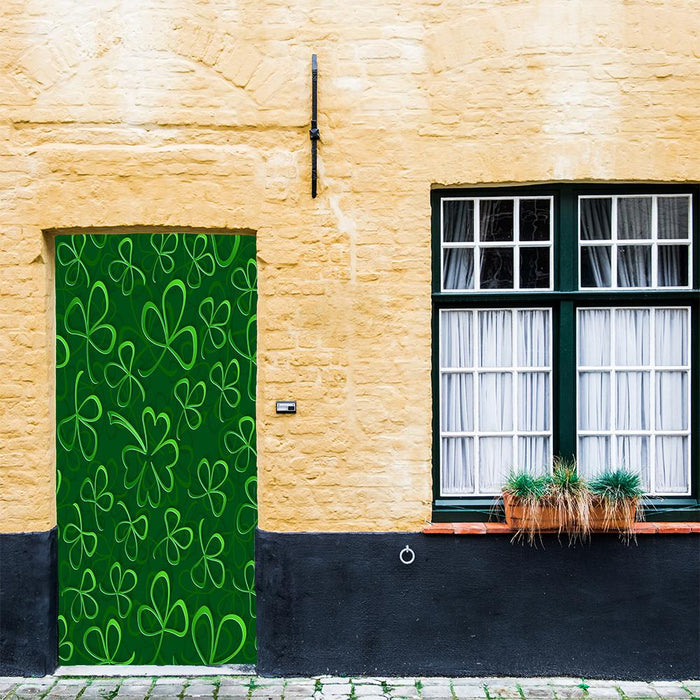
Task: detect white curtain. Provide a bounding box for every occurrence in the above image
[443,248,473,290]
[578,307,689,494]
[441,309,551,495]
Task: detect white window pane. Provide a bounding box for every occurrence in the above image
[616,372,649,431]
[617,436,650,491]
[618,197,652,240]
[579,309,610,366]
[440,311,473,367]
[519,373,550,431]
[579,372,610,431]
[580,246,612,287]
[443,200,474,243]
[517,310,550,366]
[441,438,474,495]
[443,248,474,290]
[441,374,473,432]
[479,437,513,493]
[658,196,690,240]
[479,373,513,431]
[615,309,649,365]
[578,436,611,478]
[655,308,688,366]
[479,310,512,367]
[658,245,689,287]
[480,200,513,242]
[618,245,651,287]
[580,198,612,240]
[518,437,550,474]
[656,437,689,494]
[656,372,688,430]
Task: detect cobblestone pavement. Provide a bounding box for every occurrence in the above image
[0,676,698,700]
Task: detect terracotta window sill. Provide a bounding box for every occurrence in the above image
[423,522,700,535]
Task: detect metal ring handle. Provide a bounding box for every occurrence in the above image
[399,545,415,565]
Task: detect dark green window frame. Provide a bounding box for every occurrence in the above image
[431,183,700,522]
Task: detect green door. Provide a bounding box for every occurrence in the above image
[55,233,257,665]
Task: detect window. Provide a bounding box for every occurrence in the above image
[432,185,699,520]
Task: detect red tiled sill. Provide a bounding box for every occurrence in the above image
[423,522,700,535]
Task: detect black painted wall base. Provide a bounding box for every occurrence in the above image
[0,528,57,676]
[256,530,700,680]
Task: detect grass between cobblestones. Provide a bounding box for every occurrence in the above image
[0,676,697,700]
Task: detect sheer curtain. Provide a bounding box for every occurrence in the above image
[441,309,551,495]
[577,307,689,494]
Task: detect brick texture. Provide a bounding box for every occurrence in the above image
[0,0,698,533]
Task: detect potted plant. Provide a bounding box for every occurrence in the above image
[589,469,644,535]
[500,461,642,544]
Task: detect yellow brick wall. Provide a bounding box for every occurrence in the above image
[1,0,698,533]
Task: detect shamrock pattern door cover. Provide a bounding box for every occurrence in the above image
[55,233,257,665]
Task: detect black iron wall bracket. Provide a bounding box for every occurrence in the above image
[310,54,320,198]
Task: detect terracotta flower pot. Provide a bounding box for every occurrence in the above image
[589,498,638,531]
[502,492,559,532]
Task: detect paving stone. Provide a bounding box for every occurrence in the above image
[80,679,123,698]
[648,684,690,699]
[549,687,588,700]
[9,680,58,698]
[518,686,554,699]
[484,684,521,699]
[615,682,658,699]
[150,680,186,695]
[451,682,488,694]
[584,690,622,699]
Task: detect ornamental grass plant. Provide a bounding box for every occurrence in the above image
[500,461,642,546]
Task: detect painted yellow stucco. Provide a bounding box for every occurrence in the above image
[1,0,698,533]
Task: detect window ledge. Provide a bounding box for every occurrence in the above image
[423,522,700,535]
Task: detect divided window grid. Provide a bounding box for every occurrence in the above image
[441,196,553,292]
[440,308,553,496]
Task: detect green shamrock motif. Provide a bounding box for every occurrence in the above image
[56,334,70,370]
[188,458,229,517]
[114,501,149,562]
[56,469,63,497]
[224,416,256,474]
[108,237,146,295]
[209,359,241,422]
[108,408,178,508]
[137,571,189,662]
[64,280,117,383]
[230,314,256,402]
[231,258,257,316]
[236,476,257,536]
[99,562,137,618]
[154,508,193,566]
[104,341,146,408]
[65,568,99,622]
[57,371,103,461]
[184,234,215,288]
[198,296,231,359]
[173,378,206,439]
[191,605,246,665]
[191,520,226,590]
[140,279,197,377]
[58,615,74,662]
[79,465,114,531]
[83,618,135,664]
[211,235,241,268]
[88,234,106,249]
[56,236,89,287]
[150,233,178,281]
[62,503,98,570]
[233,560,256,619]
